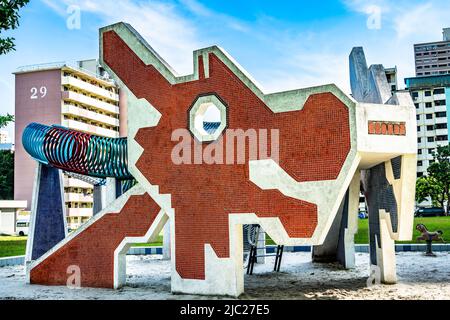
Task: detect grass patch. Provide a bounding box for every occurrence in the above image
[0,236,27,258]
[131,235,163,247]
[355,216,450,244]
[2,218,448,258]
[0,234,164,258]
[266,216,450,245]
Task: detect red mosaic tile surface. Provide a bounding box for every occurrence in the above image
[30,194,160,288]
[101,31,352,280]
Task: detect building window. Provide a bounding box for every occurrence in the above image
[435,123,447,129]
[418,137,422,143]
[428,148,434,154]
[416,114,420,120]
[412,92,419,99]
[433,88,445,95]
[425,102,432,108]
[436,135,448,141]
[435,100,446,106]
[418,161,423,166]
[417,172,424,178]
[427,125,434,131]
[418,149,422,155]
[426,114,433,120]
[428,137,435,142]
[415,103,420,109]
[417,126,421,131]
[436,111,447,118]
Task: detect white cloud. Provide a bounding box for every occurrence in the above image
[393,2,449,40]
[179,0,212,17]
[40,0,67,16]
[341,0,450,90]
[180,0,250,33]
[41,0,203,74]
[343,0,450,40]
[40,0,449,98]
[342,0,391,15]
[251,44,350,94]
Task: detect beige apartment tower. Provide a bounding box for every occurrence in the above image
[14,61,124,229]
[414,28,450,77]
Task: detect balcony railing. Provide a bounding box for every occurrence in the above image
[62,104,119,127]
[62,90,119,115]
[66,208,93,217]
[62,76,119,102]
[64,192,93,203]
[62,119,119,138]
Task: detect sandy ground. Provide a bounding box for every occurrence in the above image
[0,252,449,300]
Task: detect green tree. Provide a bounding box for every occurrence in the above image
[0,113,14,128]
[427,144,450,213]
[0,0,30,55]
[0,113,14,199]
[0,150,13,199]
[415,176,445,209]
[416,144,450,213]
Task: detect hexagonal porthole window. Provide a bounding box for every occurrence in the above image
[189,94,227,142]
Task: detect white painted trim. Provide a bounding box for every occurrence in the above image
[27,184,147,273]
[59,168,68,240]
[248,154,361,246]
[189,95,227,143]
[343,171,361,269]
[25,164,41,265]
[375,210,397,284]
[113,209,168,289]
[99,22,356,114]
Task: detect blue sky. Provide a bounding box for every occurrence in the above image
[1,0,449,140]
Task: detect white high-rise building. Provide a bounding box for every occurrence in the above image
[405,75,450,178]
[0,130,10,144]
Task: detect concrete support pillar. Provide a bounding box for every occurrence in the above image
[362,158,407,285]
[93,184,106,215]
[256,228,266,264]
[312,172,360,268]
[115,179,124,198]
[312,193,346,264]
[25,164,67,263]
[163,220,171,260]
[373,211,397,284]
[105,178,117,207]
[337,172,360,268]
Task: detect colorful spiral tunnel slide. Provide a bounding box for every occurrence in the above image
[22,122,132,180]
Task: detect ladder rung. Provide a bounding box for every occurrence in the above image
[254,254,280,258]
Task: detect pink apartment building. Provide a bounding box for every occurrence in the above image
[14,60,126,229]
